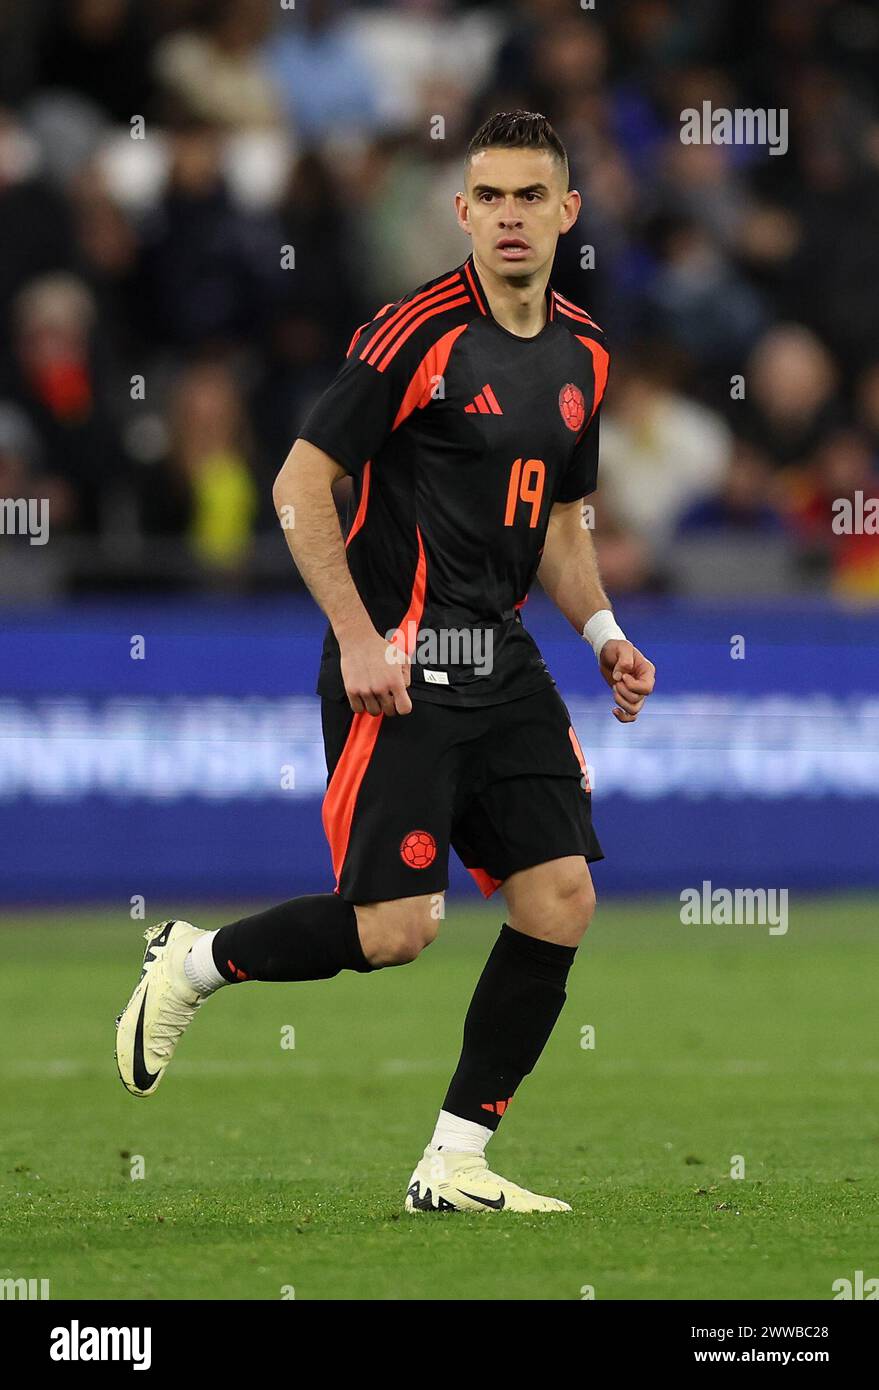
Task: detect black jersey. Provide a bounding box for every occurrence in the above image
[299,253,610,706]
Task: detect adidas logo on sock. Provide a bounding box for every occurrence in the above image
[480,1096,513,1116]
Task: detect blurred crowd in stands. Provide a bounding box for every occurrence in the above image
[1,0,879,599]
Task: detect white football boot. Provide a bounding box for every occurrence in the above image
[115,920,205,1097]
[404,1147,571,1213]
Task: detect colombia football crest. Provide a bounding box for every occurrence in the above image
[400,830,437,868]
[559,383,586,432]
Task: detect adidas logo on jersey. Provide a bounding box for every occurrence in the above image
[464,384,503,415]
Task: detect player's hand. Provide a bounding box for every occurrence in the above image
[598,640,655,723]
[340,629,413,717]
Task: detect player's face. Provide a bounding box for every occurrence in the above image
[456,147,580,281]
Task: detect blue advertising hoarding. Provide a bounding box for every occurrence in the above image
[0,595,876,903]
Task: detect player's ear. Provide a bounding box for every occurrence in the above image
[454,190,471,235]
[559,188,581,235]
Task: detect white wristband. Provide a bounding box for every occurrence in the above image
[582,608,626,660]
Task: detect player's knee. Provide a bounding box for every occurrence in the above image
[573,874,597,937]
[356,900,440,967]
[555,867,596,942]
[376,913,439,965]
[519,867,596,945]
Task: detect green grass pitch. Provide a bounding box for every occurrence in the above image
[1,896,876,1301]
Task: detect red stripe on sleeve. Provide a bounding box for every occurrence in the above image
[361,275,462,366]
[374,296,470,372]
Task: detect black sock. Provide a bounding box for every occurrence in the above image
[211,895,373,983]
[442,923,576,1130]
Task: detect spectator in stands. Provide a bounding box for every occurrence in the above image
[0,110,75,392]
[777,61,879,374]
[357,88,473,304]
[69,163,142,376]
[642,216,766,372]
[133,117,283,352]
[0,402,45,512]
[140,359,258,570]
[251,150,363,484]
[854,363,879,460]
[599,350,732,552]
[787,428,879,600]
[9,274,124,533]
[36,0,157,125]
[677,439,785,536]
[0,402,68,598]
[154,0,282,130]
[655,69,748,249]
[263,0,381,142]
[737,324,843,469]
[592,504,668,595]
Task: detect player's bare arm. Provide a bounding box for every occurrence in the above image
[272,439,412,718]
[538,497,656,723]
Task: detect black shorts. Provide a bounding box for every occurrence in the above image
[320,684,603,904]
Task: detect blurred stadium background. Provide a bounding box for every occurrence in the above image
[1,0,878,902]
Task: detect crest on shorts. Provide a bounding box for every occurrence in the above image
[559,383,586,432]
[400,830,437,868]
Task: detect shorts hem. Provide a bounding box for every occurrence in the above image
[337,878,450,906]
[466,843,605,897]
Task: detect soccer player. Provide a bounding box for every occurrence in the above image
[115,111,656,1213]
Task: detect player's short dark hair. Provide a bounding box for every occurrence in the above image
[466,111,569,186]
